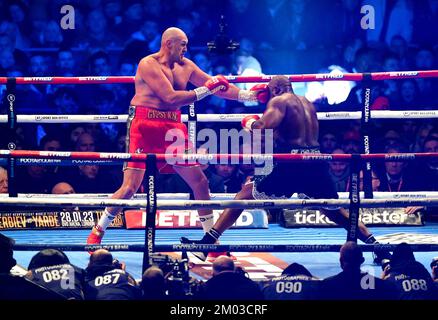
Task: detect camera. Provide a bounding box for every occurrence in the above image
[112,259,123,270]
[207,15,239,54]
[168,259,189,282]
[381,259,391,271]
[166,259,193,298]
[149,253,175,274]
[431,257,438,269]
[148,253,203,298]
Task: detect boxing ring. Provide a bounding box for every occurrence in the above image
[1,70,438,281]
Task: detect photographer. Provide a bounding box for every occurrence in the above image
[199,256,263,300]
[141,266,167,300]
[382,243,438,300]
[26,248,85,300]
[165,257,203,299]
[261,262,322,300]
[431,257,438,283]
[84,249,141,300]
[321,242,398,300]
[1,235,65,300]
[431,257,438,295]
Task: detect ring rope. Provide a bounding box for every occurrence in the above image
[2,110,438,124]
[1,191,437,200]
[3,71,438,257]
[11,243,438,253]
[1,70,437,84]
[2,196,438,209]
[2,149,438,162]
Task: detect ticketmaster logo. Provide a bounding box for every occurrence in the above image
[290,210,417,225]
[293,211,336,224]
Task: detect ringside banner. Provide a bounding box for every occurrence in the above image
[0,210,124,230]
[124,209,269,229]
[281,208,423,227]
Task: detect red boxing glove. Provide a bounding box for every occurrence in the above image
[250,84,270,103]
[194,75,229,101]
[205,75,229,93]
[241,115,260,131]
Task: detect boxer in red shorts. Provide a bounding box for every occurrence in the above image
[124,106,192,173]
[87,27,268,260]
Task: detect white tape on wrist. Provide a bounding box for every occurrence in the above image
[238,90,258,103]
[194,86,211,101]
[244,118,257,131]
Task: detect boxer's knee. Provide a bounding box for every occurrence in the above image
[191,174,209,195]
[119,184,138,199]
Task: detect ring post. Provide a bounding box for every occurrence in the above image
[360,74,373,199]
[142,153,157,273]
[187,103,197,154]
[347,154,361,242]
[5,77,17,197]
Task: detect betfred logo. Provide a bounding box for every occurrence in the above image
[385,154,415,161]
[188,105,196,117]
[316,73,344,79]
[153,210,257,228]
[79,76,108,81]
[100,153,131,159]
[124,209,268,229]
[23,77,53,82]
[303,155,333,161]
[389,71,418,77]
[40,151,71,157]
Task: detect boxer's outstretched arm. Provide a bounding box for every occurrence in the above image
[252,98,286,130]
[188,59,241,100]
[138,57,197,107]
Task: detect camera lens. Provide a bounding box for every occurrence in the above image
[381,259,391,271]
[431,257,438,268]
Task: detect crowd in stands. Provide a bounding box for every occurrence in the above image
[1,233,437,300]
[0,1,437,202]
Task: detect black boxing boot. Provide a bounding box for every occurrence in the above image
[365,235,392,265]
[180,229,219,262]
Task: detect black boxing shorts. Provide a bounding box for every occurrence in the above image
[251,146,339,202]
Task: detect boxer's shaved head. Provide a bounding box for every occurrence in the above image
[89,249,113,267]
[160,27,188,64]
[161,27,187,46]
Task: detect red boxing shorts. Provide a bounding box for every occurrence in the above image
[124,105,198,173]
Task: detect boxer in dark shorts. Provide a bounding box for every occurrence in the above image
[252,146,338,201]
[182,75,391,264]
